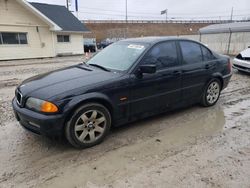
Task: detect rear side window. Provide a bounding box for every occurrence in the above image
[180,41,202,64]
[143,41,178,70]
[201,46,214,61]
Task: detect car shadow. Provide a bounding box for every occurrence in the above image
[28,102,224,152]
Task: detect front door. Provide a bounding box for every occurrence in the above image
[129,41,182,117]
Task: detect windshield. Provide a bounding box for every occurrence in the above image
[86,42,148,71]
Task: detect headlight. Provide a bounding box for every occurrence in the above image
[26,97,58,113]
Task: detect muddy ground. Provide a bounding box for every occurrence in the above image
[0,56,250,188]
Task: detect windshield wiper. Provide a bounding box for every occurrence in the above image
[88,64,110,72]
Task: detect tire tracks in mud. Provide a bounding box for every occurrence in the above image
[0,78,21,89]
[0,100,14,126]
[0,56,84,68]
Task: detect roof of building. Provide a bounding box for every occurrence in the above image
[30,2,89,32]
[199,21,250,34]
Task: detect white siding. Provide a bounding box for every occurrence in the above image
[229,32,250,55]
[0,0,48,26]
[54,33,84,55]
[0,25,55,60]
[0,0,55,60]
[0,0,85,60]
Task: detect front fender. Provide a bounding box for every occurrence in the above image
[63,92,115,115]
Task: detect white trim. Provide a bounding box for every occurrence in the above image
[51,32,56,56]
[0,23,49,28]
[16,0,62,31]
[54,30,91,34]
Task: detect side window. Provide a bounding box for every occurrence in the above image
[143,41,178,70]
[201,46,214,61]
[180,41,202,64]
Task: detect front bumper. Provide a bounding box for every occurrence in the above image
[12,98,65,137]
[233,58,250,73]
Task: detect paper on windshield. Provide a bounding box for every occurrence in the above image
[127,44,145,50]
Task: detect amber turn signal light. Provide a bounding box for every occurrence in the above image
[40,101,58,113]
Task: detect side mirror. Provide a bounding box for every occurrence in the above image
[139,64,156,74]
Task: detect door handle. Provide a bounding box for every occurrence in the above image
[205,64,214,69]
[172,70,182,76]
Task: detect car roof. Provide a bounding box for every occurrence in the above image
[119,36,191,45]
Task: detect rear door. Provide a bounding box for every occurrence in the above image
[178,40,212,101]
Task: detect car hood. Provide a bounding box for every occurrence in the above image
[240,48,250,58]
[18,65,121,100]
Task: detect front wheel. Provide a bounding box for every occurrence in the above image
[200,79,221,107]
[65,103,111,148]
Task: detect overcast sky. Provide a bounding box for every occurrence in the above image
[28,0,250,20]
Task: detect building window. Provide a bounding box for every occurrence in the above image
[57,35,70,43]
[0,32,28,45]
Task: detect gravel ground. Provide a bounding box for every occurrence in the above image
[0,56,250,188]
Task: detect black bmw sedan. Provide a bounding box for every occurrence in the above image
[12,37,232,148]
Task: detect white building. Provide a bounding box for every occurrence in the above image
[0,0,89,60]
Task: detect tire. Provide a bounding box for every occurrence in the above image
[65,103,111,148]
[200,79,221,107]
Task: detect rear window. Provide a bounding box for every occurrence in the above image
[201,46,214,61]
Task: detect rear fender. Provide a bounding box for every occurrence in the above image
[202,73,224,93]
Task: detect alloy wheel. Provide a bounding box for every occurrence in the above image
[206,81,220,105]
[74,110,106,143]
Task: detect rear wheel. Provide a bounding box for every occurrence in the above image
[201,79,221,107]
[65,103,111,148]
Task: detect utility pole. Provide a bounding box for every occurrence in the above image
[230,7,234,22]
[66,0,69,10]
[125,0,128,23]
[75,0,79,18]
[165,9,168,22]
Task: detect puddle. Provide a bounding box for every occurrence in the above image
[155,106,225,147]
[36,105,226,188]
